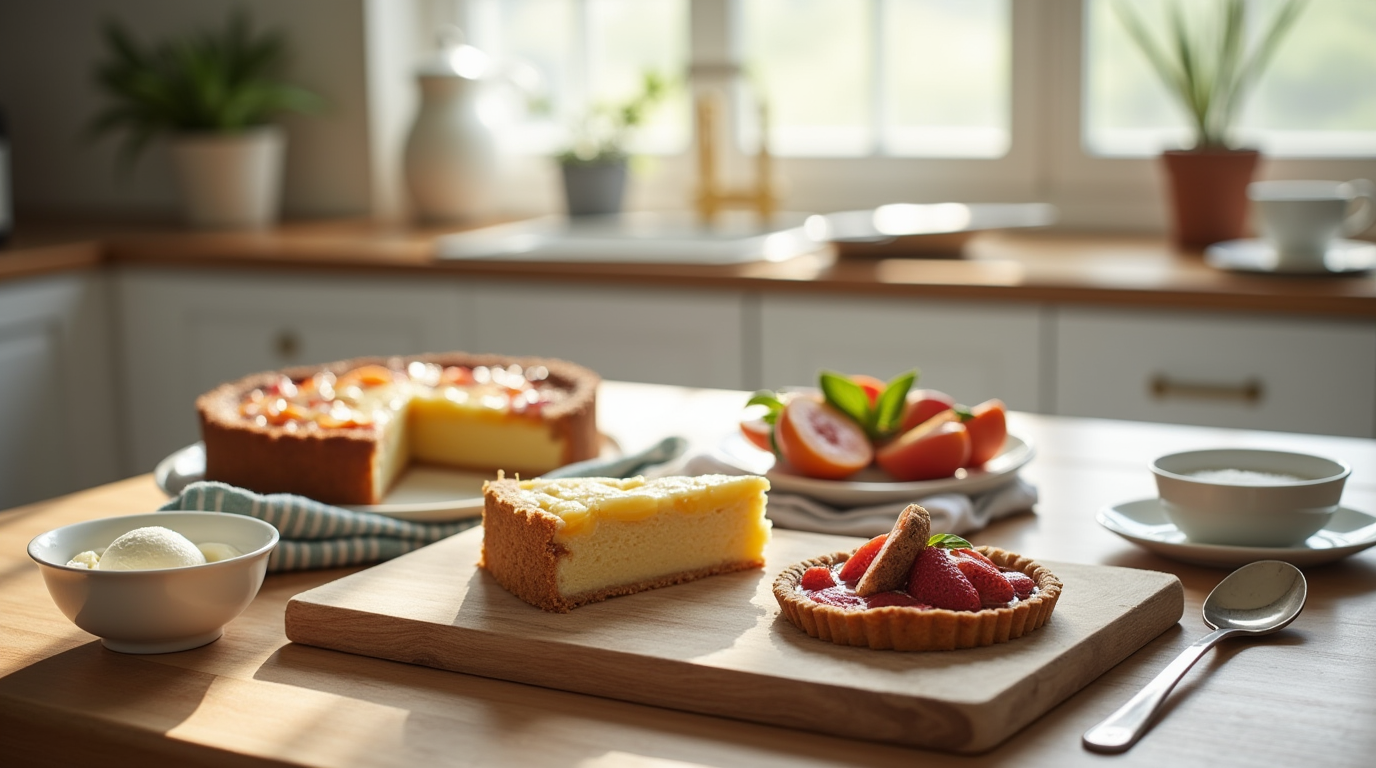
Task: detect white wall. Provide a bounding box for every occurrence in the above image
[0,0,374,218]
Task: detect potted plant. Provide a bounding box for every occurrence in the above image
[1112,0,1307,248]
[89,12,320,228]
[557,71,669,217]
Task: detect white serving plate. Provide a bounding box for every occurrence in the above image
[155,443,492,522]
[1098,497,1376,568]
[711,431,1034,506]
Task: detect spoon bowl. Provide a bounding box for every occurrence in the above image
[1205,560,1308,633]
[1083,560,1307,753]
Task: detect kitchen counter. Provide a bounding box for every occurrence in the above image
[4,217,1376,318]
[3,381,1375,767]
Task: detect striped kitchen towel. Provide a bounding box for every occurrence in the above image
[158,481,478,573]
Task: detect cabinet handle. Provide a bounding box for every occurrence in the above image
[275,331,301,361]
[1149,375,1263,404]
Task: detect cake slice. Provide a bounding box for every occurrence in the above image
[480,474,771,612]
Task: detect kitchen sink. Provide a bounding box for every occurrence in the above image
[435,211,827,265]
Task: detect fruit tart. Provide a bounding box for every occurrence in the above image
[773,504,1061,651]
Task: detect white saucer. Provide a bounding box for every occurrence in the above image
[1205,238,1376,274]
[1098,497,1376,568]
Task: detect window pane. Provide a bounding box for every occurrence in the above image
[587,0,690,154]
[743,0,1009,158]
[881,0,1009,157]
[743,0,872,156]
[471,0,688,155]
[1085,0,1376,157]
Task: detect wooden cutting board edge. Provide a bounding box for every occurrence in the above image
[285,554,1184,754]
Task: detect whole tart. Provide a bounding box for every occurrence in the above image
[197,352,599,505]
[774,547,1061,651]
[773,505,1061,651]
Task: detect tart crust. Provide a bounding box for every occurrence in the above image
[197,352,599,505]
[773,546,1062,651]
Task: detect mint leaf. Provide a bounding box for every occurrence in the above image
[953,404,974,422]
[746,391,787,425]
[928,533,973,549]
[819,371,870,427]
[872,370,917,438]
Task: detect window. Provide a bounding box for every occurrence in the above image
[1084,0,1376,157]
[742,0,1010,158]
[466,0,689,155]
[451,0,1376,228]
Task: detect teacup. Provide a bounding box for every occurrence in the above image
[1248,179,1376,271]
[1151,448,1349,548]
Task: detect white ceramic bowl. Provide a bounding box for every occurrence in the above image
[27,512,279,654]
[1151,449,1349,547]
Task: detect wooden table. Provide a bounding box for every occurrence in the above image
[3,382,1374,767]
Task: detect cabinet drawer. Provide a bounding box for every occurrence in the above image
[1054,308,1376,437]
[758,296,1044,411]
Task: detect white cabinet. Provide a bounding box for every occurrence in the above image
[758,295,1046,411]
[467,281,748,390]
[0,272,120,508]
[116,268,469,473]
[1054,308,1376,437]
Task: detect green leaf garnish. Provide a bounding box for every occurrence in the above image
[872,370,917,438]
[953,404,974,423]
[818,371,870,427]
[928,533,973,549]
[746,391,787,425]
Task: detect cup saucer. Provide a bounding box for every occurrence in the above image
[1204,238,1376,275]
[1097,498,1376,568]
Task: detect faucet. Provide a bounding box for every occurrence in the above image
[694,91,778,223]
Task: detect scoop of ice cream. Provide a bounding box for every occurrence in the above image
[197,542,243,563]
[66,550,102,569]
[98,526,207,571]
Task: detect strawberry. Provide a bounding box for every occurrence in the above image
[1003,571,1036,600]
[953,547,997,569]
[838,534,888,583]
[865,591,930,609]
[808,586,865,609]
[800,566,837,591]
[955,557,1016,608]
[906,548,981,612]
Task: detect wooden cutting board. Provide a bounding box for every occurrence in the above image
[285,528,1182,754]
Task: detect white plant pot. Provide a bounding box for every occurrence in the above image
[170,127,285,229]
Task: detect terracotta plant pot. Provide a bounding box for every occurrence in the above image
[1160,149,1260,249]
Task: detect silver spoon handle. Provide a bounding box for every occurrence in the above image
[1083,627,1237,753]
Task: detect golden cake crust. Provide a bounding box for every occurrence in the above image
[197,352,599,505]
[479,478,765,613]
[773,546,1062,651]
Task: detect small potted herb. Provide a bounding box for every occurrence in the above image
[89,12,320,228]
[1112,0,1307,248]
[557,71,669,217]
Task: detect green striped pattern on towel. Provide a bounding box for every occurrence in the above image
[159,481,479,572]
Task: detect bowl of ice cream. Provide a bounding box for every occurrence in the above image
[27,511,279,654]
[1151,448,1350,548]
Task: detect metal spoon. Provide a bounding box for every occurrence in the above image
[1082,559,1307,754]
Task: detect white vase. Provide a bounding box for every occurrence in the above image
[403,72,499,223]
[170,127,285,229]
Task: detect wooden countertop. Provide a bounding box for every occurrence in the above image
[2,217,1375,318]
[3,381,1376,767]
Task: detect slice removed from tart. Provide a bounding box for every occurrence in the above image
[481,474,771,613]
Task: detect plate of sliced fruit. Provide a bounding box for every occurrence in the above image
[715,371,1035,506]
